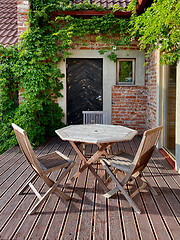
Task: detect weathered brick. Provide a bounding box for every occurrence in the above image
[17,0,29,43]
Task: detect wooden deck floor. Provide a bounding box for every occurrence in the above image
[0,136,180,240]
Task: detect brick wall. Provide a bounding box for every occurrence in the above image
[73,34,140,51]
[111,51,158,134]
[17,1,29,102]
[17,1,29,44]
[112,86,147,134]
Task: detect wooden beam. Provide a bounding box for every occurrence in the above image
[137,0,151,14]
[52,10,132,18]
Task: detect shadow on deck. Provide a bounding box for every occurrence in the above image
[0,136,180,239]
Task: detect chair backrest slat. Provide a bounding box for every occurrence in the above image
[132,126,163,174]
[82,111,108,124]
[12,123,43,175]
[122,126,163,185]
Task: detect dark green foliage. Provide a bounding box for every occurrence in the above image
[0,1,66,153]
[0,45,19,152]
[13,2,65,146]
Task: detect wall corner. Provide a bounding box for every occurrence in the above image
[17,0,30,45]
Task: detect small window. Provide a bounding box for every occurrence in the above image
[116,59,135,85]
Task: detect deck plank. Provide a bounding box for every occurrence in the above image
[0,139,58,239]
[15,140,67,240]
[0,146,19,168]
[123,140,156,240]
[0,146,18,162]
[130,139,172,240]
[93,163,108,240]
[107,143,124,240]
[60,167,88,239]
[77,169,96,240]
[133,138,180,240]
[11,139,67,240]
[45,146,81,239]
[0,136,180,240]
[113,141,139,240]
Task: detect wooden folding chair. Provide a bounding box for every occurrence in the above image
[12,123,75,215]
[100,126,163,214]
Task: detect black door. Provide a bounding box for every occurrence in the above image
[67,58,103,125]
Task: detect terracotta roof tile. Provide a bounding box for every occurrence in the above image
[0,0,18,47]
[71,0,131,9]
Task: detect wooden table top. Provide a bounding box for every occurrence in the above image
[56,124,138,144]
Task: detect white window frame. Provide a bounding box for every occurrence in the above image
[116,58,136,85]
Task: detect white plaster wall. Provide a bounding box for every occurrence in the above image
[156,50,163,148]
[57,49,145,124]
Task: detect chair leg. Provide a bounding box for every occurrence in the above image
[100,160,141,214]
[104,168,119,186]
[107,145,111,154]
[29,183,58,215]
[103,186,119,198]
[53,187,71,200]
[130,182,147,199]
[140,174,158,195]
[29,162,74,215]
[18,173,38,195]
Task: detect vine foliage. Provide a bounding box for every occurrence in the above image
[130,0,180,64]
[0,45,19,152]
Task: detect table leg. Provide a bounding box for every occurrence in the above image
[65,141,109,192]
[97,143,109,157]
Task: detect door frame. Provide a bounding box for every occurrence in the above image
[157,50,180,172]
[161,64,176,156]
[57,50,115,124]
[66,58,103,125]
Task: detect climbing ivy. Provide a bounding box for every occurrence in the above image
[0,45,19,152]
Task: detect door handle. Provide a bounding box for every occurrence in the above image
[96,95,102,101]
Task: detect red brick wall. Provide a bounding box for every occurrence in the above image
[17,1,29,101]
[74,35,140,51]
[111,50,158,134]
[112,86,147,134]
[17,1,29,44]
